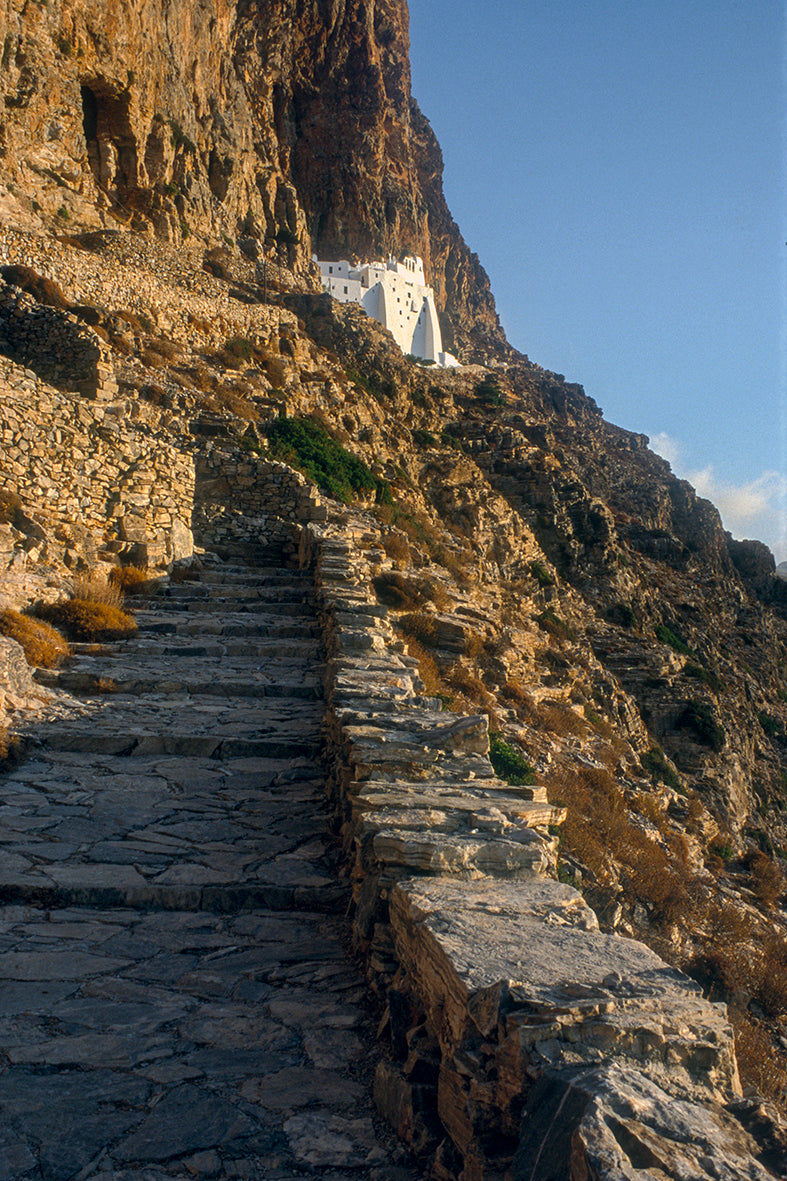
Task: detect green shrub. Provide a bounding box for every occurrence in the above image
[536,609,575,642]
[346,368,395,402]
[758,711,782,738]
[655,623,692,656]
[530,561,555,588]
[170,119,196,152]
[489,734,536,786]
[684,663,726,693]
[474,375,504,407]
[677,700,726,752]
[607,601,635,628]
[642,747,681,790]
[412,428,437,447]
[266,416,389,504]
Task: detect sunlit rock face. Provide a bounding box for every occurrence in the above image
[0,0,504,361]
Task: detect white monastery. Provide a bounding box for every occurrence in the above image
[315,255,460,368]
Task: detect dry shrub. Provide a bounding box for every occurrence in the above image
[204,386,260,422]
[382,533,411,563]
[0,265,69,308]
[72,572,125,609]
[109,565,153,595]
[733,1014,787,1108]
[147,337,184,361]
[464,632,486,659]
[141,347,168,369]
[399,612,440,647]
[631,791,666,827]
[756,937,787,1018]
[40,600,137,642]
[501,678,529,705]
[744,850,785,910]
[443,663,497,713]
[0,610,69,668]
[0,726,22,770]
[550,763,694,926]
[374,572,449,612]
[538,701,590,738]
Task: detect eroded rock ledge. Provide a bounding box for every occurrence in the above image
[304,515,780,1180]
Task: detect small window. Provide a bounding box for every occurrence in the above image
[344,286,348,294]
[328,266,333,274]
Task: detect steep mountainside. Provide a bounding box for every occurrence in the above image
[3,0,787,1173]
[0,0,504,358]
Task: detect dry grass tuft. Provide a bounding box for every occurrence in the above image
[40,600,137,642]
[203,386,260,421]
[109,566,153,595]
[404,638,446,700]
[538,701,590,738]
[0,610,69,668]
[72,572,125,609]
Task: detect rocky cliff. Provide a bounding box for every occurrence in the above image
[0,0,504,358]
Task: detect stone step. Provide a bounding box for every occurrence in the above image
[134,598,314,616]
[136,616,320,638]
[72,637,321,659]
[36,666,323,699]
[0,724,343,912]
[34,731,323,759]
[193,566,311,583]
[149,583,313,601]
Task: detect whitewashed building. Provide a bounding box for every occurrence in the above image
[315,255,460,368]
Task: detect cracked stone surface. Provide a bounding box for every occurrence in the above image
[0,561,420,1181]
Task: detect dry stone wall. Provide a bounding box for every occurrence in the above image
[0,282,118,399]
[0,342,328,582]
[0,353,194,571]
[194,446,326,558]
[304,516,779,1181]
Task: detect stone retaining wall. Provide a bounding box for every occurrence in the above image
[0,353,195,571]
[0,346,328,579]
[304,516,778,1181]
[0,282,118,400]
[193,446,326,559]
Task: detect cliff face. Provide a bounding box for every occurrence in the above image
[0,0,504,358]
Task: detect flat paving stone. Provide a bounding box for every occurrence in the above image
[0,559,421,1180]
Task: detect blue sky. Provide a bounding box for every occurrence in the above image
[408,1,787,561]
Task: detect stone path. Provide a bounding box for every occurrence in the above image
[0,563,419,1181]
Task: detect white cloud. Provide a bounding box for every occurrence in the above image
[649,432,682,469]
[647,433,787,563]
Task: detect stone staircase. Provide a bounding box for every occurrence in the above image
[0,560,418,1181]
